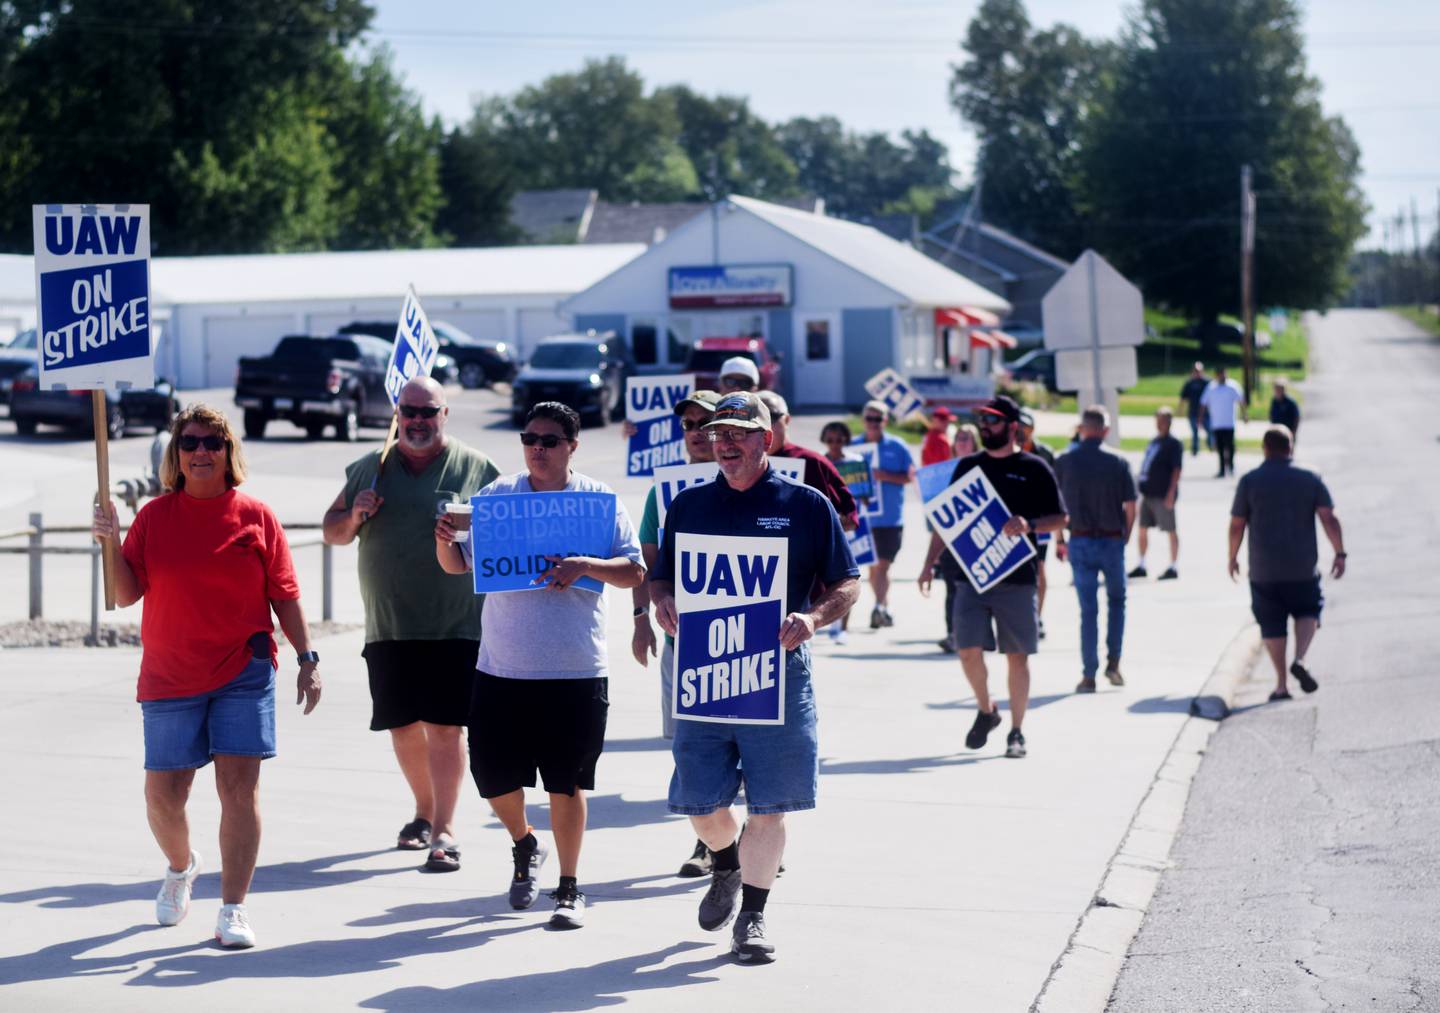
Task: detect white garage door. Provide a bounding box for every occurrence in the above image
[307,311,364,335]
[203,315,295,387]
[518,308,567,359]
[438,310,506,342]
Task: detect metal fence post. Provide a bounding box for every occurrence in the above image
[90,543,100,644]
[322,542,333,622]
[28,512,42,620]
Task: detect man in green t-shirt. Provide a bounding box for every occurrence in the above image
[632,389,719,877]
[322,376,499,871]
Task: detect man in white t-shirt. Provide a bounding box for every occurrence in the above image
[1200,367,1248,477]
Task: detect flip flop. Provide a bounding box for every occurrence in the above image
[425,841,461,872]
[1268,689,1292,702]
[397,817,432,851]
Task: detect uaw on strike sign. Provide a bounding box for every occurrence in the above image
[674,534,788,725]
[384,286,440,406]
[34,204,153,392]
[925,467,1036,593]
[626,374,694,476]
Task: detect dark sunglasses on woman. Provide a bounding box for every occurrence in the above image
[178,434,226,452]
[520,432,567,448]
[679,417,711,432]
[398,404,442,419]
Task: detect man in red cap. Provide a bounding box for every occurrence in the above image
[921,407,956,467]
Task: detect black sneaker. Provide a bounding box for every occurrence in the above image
[548,882,586,929]
[965,707,1003,750]
[1290,660,1319,694]
[1127,565,1148,579]
[1075,678,1097,694]
[1005,729,1027,758]
[880,607,895,627]
[698,868,742,931]
[678,838,712,878]
[731,911,776,963]
[508,838,549,910]
[1105,658,1125,687]
[1158,567,1179,580]
[869,606,884,629]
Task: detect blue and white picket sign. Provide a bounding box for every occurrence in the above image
[626,374,694,476]
[674,533,789,725]
[851,443,885,520]
[847,515,877,567]
[924,467,1037,593]
[469,491,615,595]
[769,456,805,485]
[863,367,924,419]
[654,462,720,532]
[383,286,440,406]
[916,459,958,504]
[33,204,153,392]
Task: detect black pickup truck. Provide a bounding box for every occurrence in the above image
[234,335,395,440]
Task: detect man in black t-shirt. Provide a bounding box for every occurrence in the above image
[1179,362,1210,456]
[1130,407,1184,580]
[919,396,1067,759]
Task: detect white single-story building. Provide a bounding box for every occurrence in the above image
[561,196,1012,408]
[0,243,645,388]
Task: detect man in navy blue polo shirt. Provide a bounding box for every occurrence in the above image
[651,392,860,965]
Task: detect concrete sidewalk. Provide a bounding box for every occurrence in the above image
[0,441,1262,1011]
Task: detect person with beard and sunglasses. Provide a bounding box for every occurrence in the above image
[436,401,644,930]
[918,396,1067,759]
[323,376,499,871]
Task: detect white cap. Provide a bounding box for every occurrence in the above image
[719,356,760,384]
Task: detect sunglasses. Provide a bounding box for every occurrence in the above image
[977,414,1011,428]
[398,404,442,419]
[178,434,226,452]
[680,417,711,432]
[520,432,569,448]
[720,377,757,390]
[863,415,886,424]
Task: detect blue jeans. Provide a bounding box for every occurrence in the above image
[1069,536,1127,679]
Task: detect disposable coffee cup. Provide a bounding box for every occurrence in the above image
[444,501,472,543]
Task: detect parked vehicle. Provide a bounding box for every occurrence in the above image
[510,332,634,427]
[338,320,515,388]
[1003,348,1059,392]
[234,335,395,440]
[10,364,178,438]
[683,336,783,392]
[0,328,38,407]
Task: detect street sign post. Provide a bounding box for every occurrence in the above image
[34,203,154,610]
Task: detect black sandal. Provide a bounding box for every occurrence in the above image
[425,842,461,872]
[397,818,432,851]
[1268,689,1292,702]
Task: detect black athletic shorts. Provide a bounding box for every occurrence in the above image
[468,672,608,798]
[1249,578,1323,639]
[872,525,903,562]
[363,639,478,731]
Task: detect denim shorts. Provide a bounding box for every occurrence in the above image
[668,651,818,817]
[140,657,277,771]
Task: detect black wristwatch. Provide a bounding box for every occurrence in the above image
[633,606,649,618]
[297,650,320,665]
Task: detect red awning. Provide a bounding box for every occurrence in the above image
[935,305,1003,328]
[970,329,1019,350]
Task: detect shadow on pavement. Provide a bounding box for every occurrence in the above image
[925,691,1073,713]
[0,850,403,910]
[483,793,684,834]
[0,923,208,986]
[819,753,997,776]
[359,941,728,1012]
[1126,695,1195,714]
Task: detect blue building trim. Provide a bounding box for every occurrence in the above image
[842,308,893,407]
[766,309,794,402]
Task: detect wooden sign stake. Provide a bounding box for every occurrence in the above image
[91,390,116,610]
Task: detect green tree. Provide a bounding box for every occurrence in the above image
[1081,0,1367,317]
[775,118,960,221]
[657,85,798,201]
[950,0,1114,257]
[437,101,519,247]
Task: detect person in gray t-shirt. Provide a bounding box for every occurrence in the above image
[1229,426,1346,701]
[436,401,644,930]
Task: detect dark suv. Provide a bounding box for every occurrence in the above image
[511,333,634,427]
[339,320,515,388]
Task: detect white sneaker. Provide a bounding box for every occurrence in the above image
[215,903,256,948]
[155,850,201,926]
[833,629,848,646]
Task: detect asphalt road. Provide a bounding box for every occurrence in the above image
[1109,309,1440,1012]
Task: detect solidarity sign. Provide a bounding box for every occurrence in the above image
[916,460,958,505]
[33,204,153,392]
[626,374,695,476]
[383,287,440,406]
[851,444,884,521]
[469,492,615,594]
[864,367,925,420]
[925,467,1036,593]
[674,533,789,725]
[835,457,874,501]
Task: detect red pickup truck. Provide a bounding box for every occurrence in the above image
[683,336,782,392]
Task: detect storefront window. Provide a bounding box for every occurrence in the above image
[630,317,659,365]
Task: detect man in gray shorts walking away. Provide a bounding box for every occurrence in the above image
[1055,406,1138,693]
[919,396,1067,759]
[1129,407,1184,580]
[1229,426,1346,701]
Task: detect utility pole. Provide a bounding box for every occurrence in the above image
[1412,197,1424,311]
[1240,165,1256,402]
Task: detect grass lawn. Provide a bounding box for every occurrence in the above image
[839,415,1261,455]
[1037,308,1309,417]
[1391,305,1440,336]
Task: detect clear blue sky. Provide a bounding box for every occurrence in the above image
[369,0,1440,249]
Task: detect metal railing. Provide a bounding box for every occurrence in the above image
[0,513,336,644]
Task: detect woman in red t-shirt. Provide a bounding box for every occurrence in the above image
[92,403,321,949]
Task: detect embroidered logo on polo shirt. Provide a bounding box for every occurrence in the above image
[756,516,790,530]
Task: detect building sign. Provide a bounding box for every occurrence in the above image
[669,264,793,309]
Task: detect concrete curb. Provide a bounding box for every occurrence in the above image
[1030,623,1261,1013]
